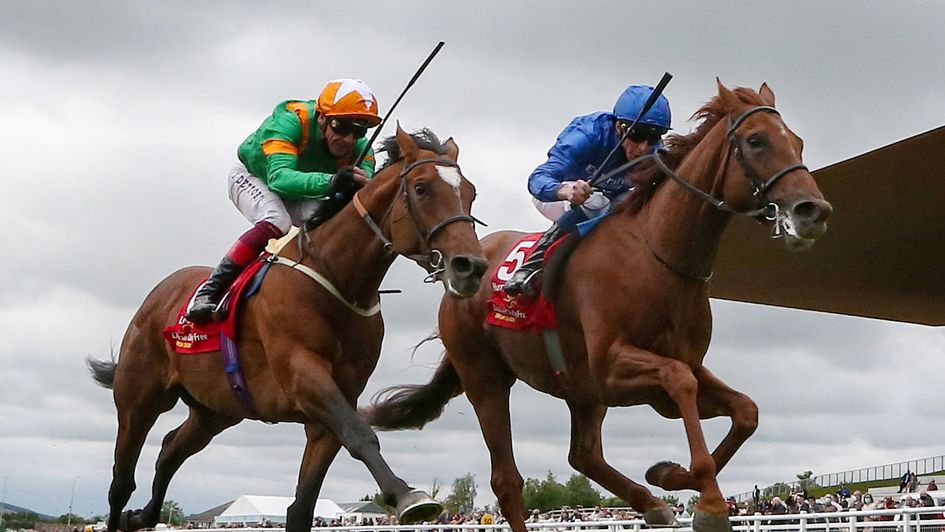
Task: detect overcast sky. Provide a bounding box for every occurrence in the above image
[2,0,945,520]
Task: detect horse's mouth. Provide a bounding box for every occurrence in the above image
[446,276,483,298]
[775,210,826,252]
[443,254,488,298]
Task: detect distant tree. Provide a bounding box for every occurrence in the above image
[56,514,87,525]
[161,500,184,526]
[797,471,818,492]
[764,482,791,498]
[600,495,630,508]
[661,495,680,507]
[431,477,442,499]
[564,474,602,508]
[4,511,39,529]
[444,473,477,514]
[687,494,700,513]
[522,472,568,512]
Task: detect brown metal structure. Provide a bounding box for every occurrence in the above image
[711,125,945,326]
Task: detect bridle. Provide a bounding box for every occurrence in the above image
[653,105,808,220]
[352,157,485,282]
[597,105,810,283]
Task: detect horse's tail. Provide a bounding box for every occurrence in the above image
[86,355,117,389]
[361,332,463,431]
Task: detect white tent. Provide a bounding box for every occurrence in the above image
[214,495,344,526]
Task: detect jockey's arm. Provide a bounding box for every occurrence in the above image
[262,145,377,200]
[527,127,595,204]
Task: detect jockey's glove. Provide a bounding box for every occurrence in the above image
[329,166,362,201]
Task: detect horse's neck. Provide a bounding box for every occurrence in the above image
[640,131,734,277]
[297,170,402,302]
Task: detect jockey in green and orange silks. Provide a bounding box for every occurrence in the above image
[186,78,382,324]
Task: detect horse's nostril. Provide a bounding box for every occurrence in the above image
[449,256,489,280]
[793,199,832,225]
[450,256,474,276]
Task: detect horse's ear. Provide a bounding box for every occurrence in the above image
[395,122,418,165]
[716,78,740,110]
[444,137,459,161]
[759,82,776,107]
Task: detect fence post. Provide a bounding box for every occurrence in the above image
[847,514,856,532]
[903,511,911,532]
[753,513,761,532]
[799,512,808,532]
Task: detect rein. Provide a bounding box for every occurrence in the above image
[597,105,808,221]
[599,105,810,283]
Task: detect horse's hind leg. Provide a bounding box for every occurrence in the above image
[286,424,342,532]
[646,365,758,492]
[565,401,675,526]
[120,404,240,530]
[450,352,526,532]
[107,377,178,532]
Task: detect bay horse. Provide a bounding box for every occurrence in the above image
[363,82,832,532]
[87,127,488,532]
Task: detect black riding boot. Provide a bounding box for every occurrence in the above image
[503,223,566,297]
[185,256,245,324]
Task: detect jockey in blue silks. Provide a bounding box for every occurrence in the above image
[503,85,672,297]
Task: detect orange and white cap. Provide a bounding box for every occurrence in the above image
[316,78,381,126]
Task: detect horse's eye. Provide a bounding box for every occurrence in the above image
[746,135,764,149]
[413,181,428,195]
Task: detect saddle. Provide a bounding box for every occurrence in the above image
[486,230,581,332]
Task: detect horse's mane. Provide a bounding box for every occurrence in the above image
[377,128,448,170]
[616,87,768,215]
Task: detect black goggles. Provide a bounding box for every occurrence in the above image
[328,118,370,139]
[617,121,667,145]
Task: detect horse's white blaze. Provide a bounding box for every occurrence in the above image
[436,165,462,195]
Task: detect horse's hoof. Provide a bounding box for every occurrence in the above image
[397,489,443,524]
[646,460,692,491]
[692,511,733,532]
[644,505,679,526]
[117,509,143,532]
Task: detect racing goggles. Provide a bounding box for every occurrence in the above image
[328,118,370,139]
[616,121,667,145]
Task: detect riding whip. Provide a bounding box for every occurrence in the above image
[354,41,446,168]
[588,72,673,189]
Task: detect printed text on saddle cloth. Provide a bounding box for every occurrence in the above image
[486,233,557,331]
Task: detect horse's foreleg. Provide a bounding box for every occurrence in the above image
[124,406,239,531]
[286,425,342,532]
[564,401,675,526]
[597,342,730,531]
[286,352,441,524]
[646,366,758,493]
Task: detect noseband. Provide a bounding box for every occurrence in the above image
[353,157,484,281]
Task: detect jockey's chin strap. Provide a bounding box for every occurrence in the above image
[352,157,486,283]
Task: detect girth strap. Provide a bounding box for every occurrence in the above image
[269,256,381,317]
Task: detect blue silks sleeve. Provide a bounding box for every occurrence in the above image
[527,122,599,203]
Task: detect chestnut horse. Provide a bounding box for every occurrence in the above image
[87,127,488,532]
[363,83,832,532]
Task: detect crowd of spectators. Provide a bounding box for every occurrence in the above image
[746,482,944,528]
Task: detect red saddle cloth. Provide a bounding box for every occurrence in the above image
[485,233,565,332]
[162,258,268,354]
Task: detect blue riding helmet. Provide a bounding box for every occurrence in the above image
[613,84,672,129]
